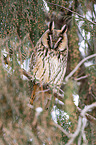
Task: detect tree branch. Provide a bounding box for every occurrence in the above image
[52,103,96,145]
[65,54,96,81]
[80,102,96,117]
[77,106,96,125]
[66,102,96,145]
[74,75,88,81]
[52,122,71,137]
[47,2,96,25]
[22,69,32,80]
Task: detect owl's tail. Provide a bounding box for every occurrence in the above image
[30,84,37,105]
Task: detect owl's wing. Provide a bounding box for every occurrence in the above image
[30,48,36,72]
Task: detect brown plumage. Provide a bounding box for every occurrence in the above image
[30,21,68,106]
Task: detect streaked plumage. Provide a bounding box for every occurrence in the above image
[30,21,68,105]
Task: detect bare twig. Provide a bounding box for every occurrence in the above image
[80,102,96,117]
[28,33,35,49]
[3,54,32,80]
[37,87,64,103]
[40,82,45,109]
[74,75,88,81]
[66,117,82,145]
[47,2,96,25]
[81,118,88,144]
[90,91,96,100]
[77,106,96,125]
[52,122,71,137]
[16,33,29,49]
[22,69,32,80]
[66,102,96,145]
[65,54,96,81]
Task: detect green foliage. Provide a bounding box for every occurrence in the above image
[0,0,96,144]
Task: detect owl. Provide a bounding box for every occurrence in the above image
[30,21,68,106]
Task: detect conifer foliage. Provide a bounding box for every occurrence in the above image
[0,0,96,144]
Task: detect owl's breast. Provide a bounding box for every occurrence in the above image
[32,53,66,86]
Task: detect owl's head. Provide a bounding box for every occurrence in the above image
[41,21,68,51]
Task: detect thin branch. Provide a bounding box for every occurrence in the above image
[28,33,35,49]
[52,122,71,137]
[16,33,30,49]
[51,103,96,145]
[22,69,32,80]
[66,102,96,145]
[3,54,32,80]
[47,2,96,25]
[66,117,82,145]
[74,75,88,81]
[80,102,96,117]
[37,87,64,102]
[81,118,88,144]
[65,54,96,81]
[77,107,96,125]
[90,93,96,100]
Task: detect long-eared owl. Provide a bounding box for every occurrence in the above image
[30,21,68,106]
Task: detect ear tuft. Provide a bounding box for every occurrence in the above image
[61,25,67,34]
[48,21,54,31]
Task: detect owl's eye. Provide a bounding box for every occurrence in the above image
[41,22,67,50]
[53,25,67,50]
[47,33,53,49]
[61,25,67,34]
[54,36,63,50]
[30,21,68,105]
